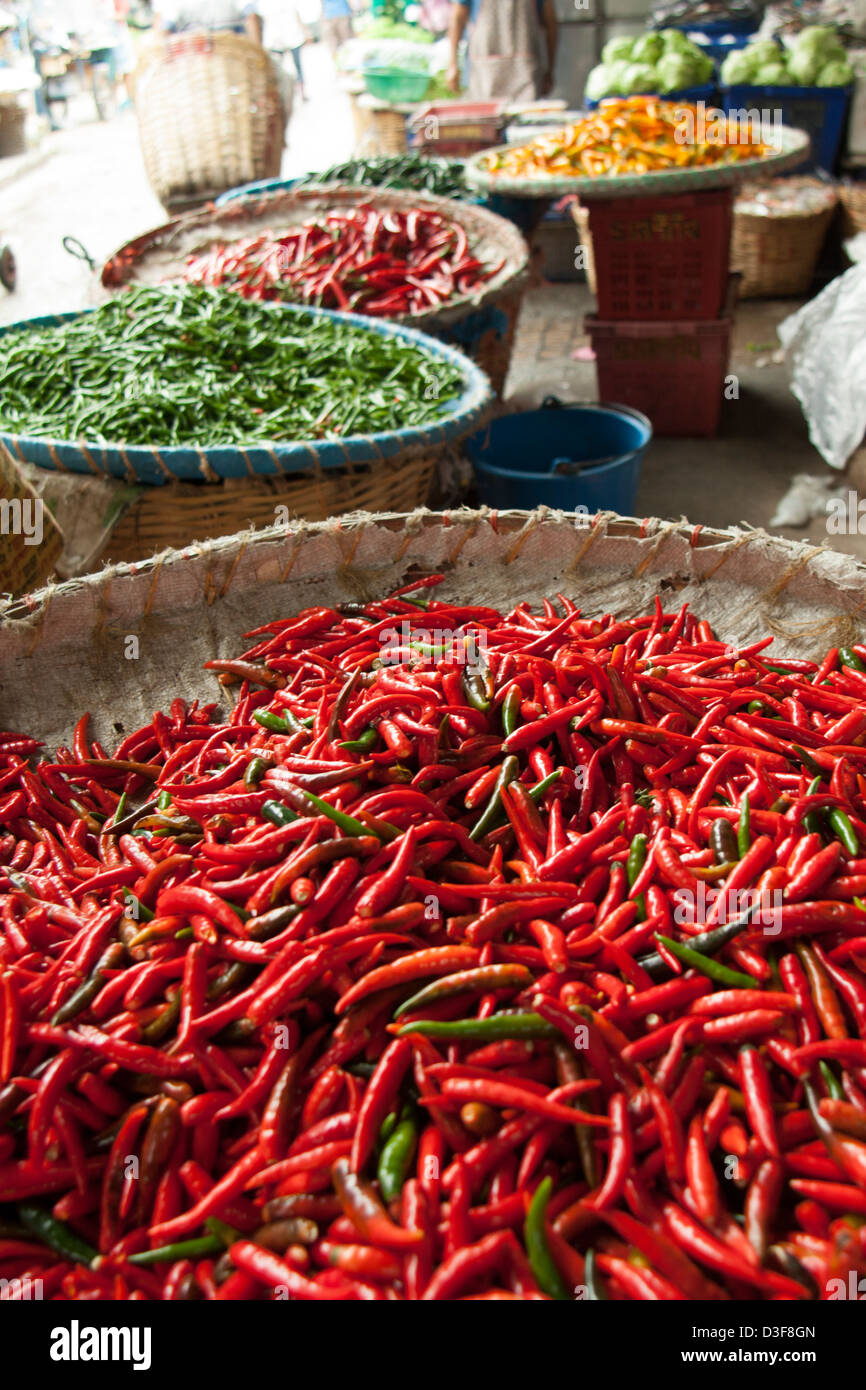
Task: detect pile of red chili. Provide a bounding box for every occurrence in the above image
[182,206,502,315]
[2,579,866,1300]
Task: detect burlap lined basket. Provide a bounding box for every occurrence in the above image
[100,186,530,396]
[103,455,437,565]
[730,191,837,299]
[132,31,286,212]
[3,509,865,751]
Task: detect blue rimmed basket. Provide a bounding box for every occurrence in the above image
[0,302,494,564]
[0,301,493,488]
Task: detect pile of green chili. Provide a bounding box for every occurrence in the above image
[296,154,469,201]
[0,285,466,448]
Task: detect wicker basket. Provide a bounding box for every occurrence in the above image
[839,183,866,238]
[101,186,530,397]
[730,182,837,299]
[103,455,436,565]
[132,31,286,212]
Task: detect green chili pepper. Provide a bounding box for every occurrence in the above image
[396,1012,559,1042]
[244,755,271,788]
[626,832,647,922]
[524,1176,570,1300]
[253,709,293,734]
[654,933,757,989]
[294,788,397,841]
[129,1233,224,1265]
[377,1117,418,1203]
[339,727,378,753]
[469,754,519,841]
[794,745,823,779]
[839,647,866,673]
[502,685,521,739]
[818,1060,845,1100]
[710,818,738,865]
[123,889,154,922]
[803,774,825,835]
[528,769,563,802]
[261,799,299,827]
[737,792,751,859]
[17,1204,98,1266]
[156,790,172,811]
[462,669,492,713]
[829,806,859,856]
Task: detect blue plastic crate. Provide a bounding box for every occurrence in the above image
[720,83,853,172]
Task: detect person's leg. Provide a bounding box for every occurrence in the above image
[291,45,305,98]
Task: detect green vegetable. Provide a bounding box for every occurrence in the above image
[297,153,467,200]
[17,1204,98,1266]
[261,799,298,827]
[396,1012,560,1042]
[377,1117,418,1201]
[0,286,466,449]
[737,792,751,858]
[525,1177,570,1300]
[655,933,758,989]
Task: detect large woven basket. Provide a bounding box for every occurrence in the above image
[3,511,865,752]
[730,182,837,299]
[0,302,492,485]
[132,31,286,212]
[100,186,531,396]
[103,455,437,564]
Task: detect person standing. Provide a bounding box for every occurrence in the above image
[447,0,558,102]
[259,0,306,98]
[319,0,351,59]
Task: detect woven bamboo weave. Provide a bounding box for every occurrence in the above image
[133,31,285,211]
[103,455,436,564]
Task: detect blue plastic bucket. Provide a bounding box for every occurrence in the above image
[465,399,651,513]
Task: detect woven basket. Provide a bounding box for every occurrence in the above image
[730,186,837,299]
[132,31,285,212]
[365,107,408,157]
[101,186,530,396]
[103,456,436,565]
[839,183,866,238]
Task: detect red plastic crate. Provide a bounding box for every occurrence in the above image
[408,101,505,157]
[585,307,733,438]
[585,188,733,321]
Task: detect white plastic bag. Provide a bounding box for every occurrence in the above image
[778,261,866,470]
